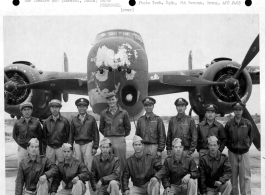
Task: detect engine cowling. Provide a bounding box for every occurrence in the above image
[189,60,252,116]
[4,62,61,119]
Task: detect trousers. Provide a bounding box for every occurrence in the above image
[228,151,251,195]
[46,146,64,164]
[23,180,49,195]
[55,180,86,195]
[206,180,232,195]
[95,180,120,195]
[130,181,160,195]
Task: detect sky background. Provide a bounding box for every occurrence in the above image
[3,15,260,118]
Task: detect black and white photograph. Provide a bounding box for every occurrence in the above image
[3,15,261,195]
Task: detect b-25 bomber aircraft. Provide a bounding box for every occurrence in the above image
[4,29,260,150]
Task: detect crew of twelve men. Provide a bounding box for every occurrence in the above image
[13,92,255,195]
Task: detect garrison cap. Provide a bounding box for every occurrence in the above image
[142,97,156,105]
[100,138,111,146]
[207,136,218,144]
[106,92,116,99]
[49,99,62,107]
[132,135,143,144]
[174,98,188,106]
[75,98,89,106]
[205,104,218,113]
[62,143,73,150]
[29,138,39,146]
[231,102,245,110]
[172,138,182,146]
[20,102,33,111]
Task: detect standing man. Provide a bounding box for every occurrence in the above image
[15,138,58,195]
[162,138,198,195]
[122,135,165,195]
[197,104,227,158]
[43,99,70,163]
[99,92,131,172]
[13,102,43,165]
[69,98,99,170]
[91,138,120,195]
[166,98,197,157]
[51,143,90,195]
[198,136,232,195]
[224,102,253,195]
[136,97,166,158]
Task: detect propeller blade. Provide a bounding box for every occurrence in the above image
[242,107,260,150]
[17,78,85,91]
[163,75,225,87]
[234,34,259,79]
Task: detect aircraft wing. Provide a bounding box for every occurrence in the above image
[245,66,260,84]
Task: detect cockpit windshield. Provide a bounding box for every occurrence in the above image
[95,30,145,49]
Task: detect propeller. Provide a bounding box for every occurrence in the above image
[163,75,225,87]
[234,34,259,79]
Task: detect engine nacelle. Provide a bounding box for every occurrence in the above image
[4,62,61,119]
[189,61,252,116]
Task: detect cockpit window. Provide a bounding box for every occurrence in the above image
[95,30,145,49]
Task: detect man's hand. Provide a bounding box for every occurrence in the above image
[72,176,79,184]
[181,174,190,184]
[156,151,162,159]
[124,190,130,195]
[39,174,47,184]
[214,181,222,187]
[51,192,56,195]
[150,177,158,185]
[96,180,102,189]
[167,150,171,156]
[92,149,97,156]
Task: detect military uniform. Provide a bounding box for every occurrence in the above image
[91,153,120,195]
[136,97,166,156]
[197,104,227,158]
[122,152,165,195]
[50,156,90,195]
[166,98,197,156]
[69,98,99,170]
[15,155,58,195]
[43,99,70,163]
[224,102,253,195]
[13,102,43,165]
[99,92,131,172]
[162,155,198,195]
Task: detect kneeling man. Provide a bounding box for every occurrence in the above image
[15,138,58,195]
[199,136,232,195]
[50,143,90,195]
[122,135,165,195]
[91,138,120,195]
[162,138,198,195]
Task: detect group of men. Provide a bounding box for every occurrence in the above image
[13,91,255,195]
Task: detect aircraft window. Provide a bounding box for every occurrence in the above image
[135,34,143,42]
[100,33,106,37]
[108,31,117,36]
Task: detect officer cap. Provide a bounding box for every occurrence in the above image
[204,104,218,113]
[142,97,156,105]
[231,102,245,110]
[132,135,143,144]
[49,99,62,107]
[62,143,73,150]
[106,92,117,99]
[28,138,39,146]
[100,138,112,146]
[75,98,89,106]
[172,138,182,146]
[19,102,33,111]
[174,98,188,106]
[207,136,218,144]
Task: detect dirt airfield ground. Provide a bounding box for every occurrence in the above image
[5,123,261,195]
